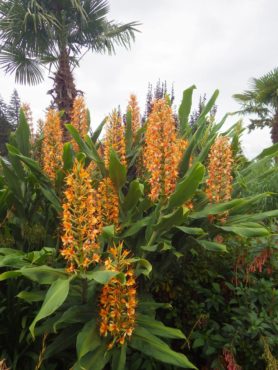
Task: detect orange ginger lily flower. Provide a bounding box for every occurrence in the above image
[127,94,141,141]
[42,109,63,183]
[144,98,180,201]
[104,110,126,169]
[60,159,102,272]
[99,243,137,349]
[98,177,120,230]
[205,136,233,222]
[71,96,89,151]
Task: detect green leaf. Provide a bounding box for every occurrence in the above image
[66,124,106,176]
[74,345,111,370]
[21,265,68,284]
[168,162,205,210]
[179,90,219,175]
[256,142,278,159]
[122,217,151,238]
[76,320,101,359]
[176,226,206,235]
[40,186,61,213]
[122,180,143,212]
[1,159,23,199]
[228,209,278,223]
[109,149,127,190]
[0,270,22,281]
[130,327,196,369]
[154,207,189,233]
[135,258,152,277]
[137,314,186,339]
[112,343,127,370]
[216,222,269,238]
[29,278,70,337]
[15,109,30,156]
[92,117,107,143]
[53,306,92,332]
[87,270,118,284]
[63,142,74,171]
[102,225,115,238]
[178,85,196,135]
[196,239,227,252]
[17,290,44,303]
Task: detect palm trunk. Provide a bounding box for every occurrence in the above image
[52,48,77,141]
[271,112,278,144]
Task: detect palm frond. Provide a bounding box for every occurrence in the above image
[0,46,44,85]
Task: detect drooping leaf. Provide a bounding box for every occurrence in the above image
[137,314,186,339]
[130,327,196,369]
[216,222,269,238]
[87,270,118,284]
[195,239,227,252]
[29,278,71,337]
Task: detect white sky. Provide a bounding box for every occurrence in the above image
[0,0,277,158]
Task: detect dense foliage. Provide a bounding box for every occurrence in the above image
[0,87,277,370]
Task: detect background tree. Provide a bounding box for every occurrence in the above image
[0,0,139,136]
[0,90,21,155]
[233,68,278,143]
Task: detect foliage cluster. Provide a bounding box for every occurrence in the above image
[0,86,277,370]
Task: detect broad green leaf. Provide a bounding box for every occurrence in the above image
[87,270,118,284]
[92,117,107,143]
[228,209,278,223]
[74,345,111,370]
[154,207,188,233]
[176,226,206,235]
[17,290,44,303]
[53,306,92,332]
[1,159,23,198]
[196,239,227,252]
[178,85,196,135]
[63,142,74,171]
[216,222,269,238]
[40,186,61,213]
[137,314,186,339]
[15,109,30,156]
[179,90,219,175]
[109,149,127,190]
[256,142,278,159]
[168,162,205,210]
[20,265,68,284]
[0,270,22,281]
[130,327,196,369]
[122,180,144,212]
[135,258,152,277]
[66,124,106,176]
[122,217,151,238]
[112,343,127,370]
[76,320,101,359]
[102,225,115,238]
[29,278,70,337]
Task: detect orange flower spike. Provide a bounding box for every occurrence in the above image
[98,177,120,230]
[104,110,126,169]
[205,136,234,222]
[71,96,89,151]
[42,109,63,182]
[127,94,141,140]
[99,243,137,349]
[60,160,102,272]
[144,99,180,201]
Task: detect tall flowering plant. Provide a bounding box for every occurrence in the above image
[0,87,277,370]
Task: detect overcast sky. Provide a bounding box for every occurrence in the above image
[0,0,277,158]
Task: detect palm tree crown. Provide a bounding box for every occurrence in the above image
[233,68,278,143]
[0,0,139,136]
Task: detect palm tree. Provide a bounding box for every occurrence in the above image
[0,0,139,135]
[233,68,278,143]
